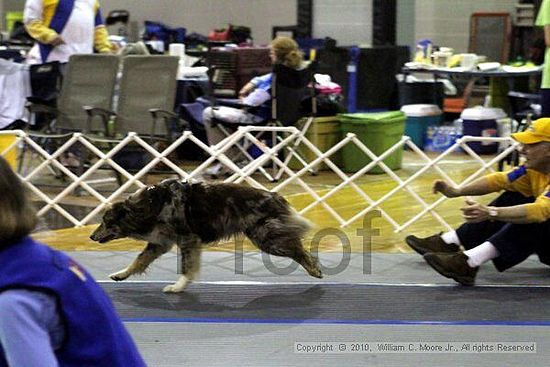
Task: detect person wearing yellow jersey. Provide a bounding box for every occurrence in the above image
[23,0,113,64]
[405,118,550,286]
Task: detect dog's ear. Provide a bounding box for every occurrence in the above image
[103,202,127,223]
[148,184,172,210]
[126,185,171,216]
[171,180,192,204]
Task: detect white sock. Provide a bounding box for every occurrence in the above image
[463,241,500,268]
[440,231,462,247]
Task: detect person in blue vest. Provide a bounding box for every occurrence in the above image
[23,0,114,64]
[0,156,146,366]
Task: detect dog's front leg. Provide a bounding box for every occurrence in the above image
[163,240,202,293]
[110,242,172,281]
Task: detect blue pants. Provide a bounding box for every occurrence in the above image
[456,191,550,271]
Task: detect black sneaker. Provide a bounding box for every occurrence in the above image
[423,252,478,286]
[405,234,459,255]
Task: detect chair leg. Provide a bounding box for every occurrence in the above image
[16,138,27,175]
[271,117,318,181]
[215,124,276,181]
[274,137,317,181]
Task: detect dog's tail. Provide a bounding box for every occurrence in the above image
[272,192,313,237]
[285,210,313,237]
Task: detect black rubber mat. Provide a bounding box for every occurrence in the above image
[104,283,550,324]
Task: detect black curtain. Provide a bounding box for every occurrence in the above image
[372,0,396,46]
[297,0,313,38]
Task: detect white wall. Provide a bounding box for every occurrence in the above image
[2,0,19,12]
[1,0,22,29]
[313,0,373,46]
[413,0,517,53]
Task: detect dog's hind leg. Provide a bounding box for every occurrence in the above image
[110,242,172,281]
[267,240,322,279]
[247,227,323,279]
[163,243,202,293]
[285,240,323,279]
[293,245,323,279]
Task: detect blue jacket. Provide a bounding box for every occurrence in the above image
[0,237,146,367]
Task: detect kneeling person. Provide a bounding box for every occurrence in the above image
[406,118,550,285]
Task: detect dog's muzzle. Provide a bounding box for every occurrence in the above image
[90,225,117,243]
[90,233,116,243]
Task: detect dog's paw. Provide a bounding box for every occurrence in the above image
[162,276,189,293]
[310,269,323,279]
[305,265,323,279]
[109,269,130,281]
[162,284,186,293]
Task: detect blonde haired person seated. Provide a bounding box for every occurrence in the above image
[203,36,304,177]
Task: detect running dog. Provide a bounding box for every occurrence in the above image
[90,179,322,292]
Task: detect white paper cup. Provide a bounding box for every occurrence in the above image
[461,53,478,69]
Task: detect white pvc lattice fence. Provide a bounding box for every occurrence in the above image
[0,128,519,231]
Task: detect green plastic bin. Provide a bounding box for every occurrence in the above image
[339,111,406,174]
[288,116,342,171]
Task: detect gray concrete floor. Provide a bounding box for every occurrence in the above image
[126,323,549,367]
[70,250,550,367]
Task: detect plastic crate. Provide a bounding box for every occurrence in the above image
[0,134,18,170]
[208,47,271,96]
[288,116,342,171]
[339,111,406,174]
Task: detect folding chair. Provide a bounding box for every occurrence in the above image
[177,101,208,160]
[210,61,317,181]
[23,54,120,178]
[27,54,120,133]
[497,91,541,171]
[110,55,180,140]
[270,62,318,179]
[507,91,541,124]
[84,55,182,176]
[27,61,63,131]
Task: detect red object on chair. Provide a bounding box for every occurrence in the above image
[443,97,468,114]
[443,78,478,115]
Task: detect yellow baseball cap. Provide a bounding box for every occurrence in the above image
[512,118,550,144]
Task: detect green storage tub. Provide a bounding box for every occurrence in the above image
[339,111,406,174]
[288,116,342,171]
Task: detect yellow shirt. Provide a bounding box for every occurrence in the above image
[486,165,550,223]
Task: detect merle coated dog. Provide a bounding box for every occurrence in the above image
[90,179,322,292]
